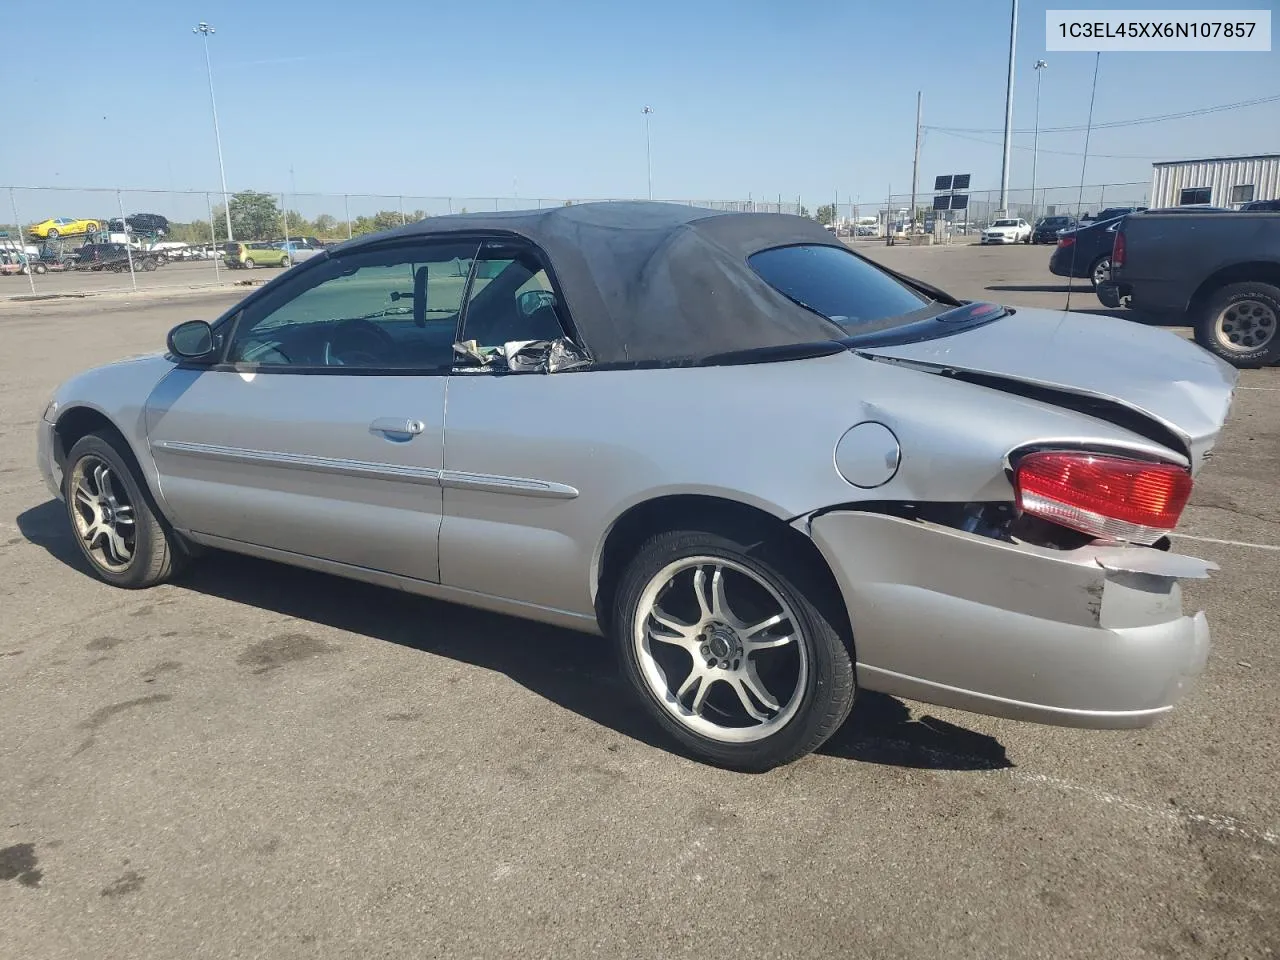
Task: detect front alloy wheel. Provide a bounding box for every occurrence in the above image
[68,455,135,572]
[63,432,187,588]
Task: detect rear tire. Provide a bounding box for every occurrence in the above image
[1194,281,1280,367]
[63,431,187,589]
[614,527,855,772]
[280,255,292,268]
[1090,255,1111,289]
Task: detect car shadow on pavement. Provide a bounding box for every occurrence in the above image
[985,283,1079,294]
[17,498,1011,773]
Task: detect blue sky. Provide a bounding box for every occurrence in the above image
[4,0,1277,211]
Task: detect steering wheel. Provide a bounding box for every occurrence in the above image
[324,318,396,367]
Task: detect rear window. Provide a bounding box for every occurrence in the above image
[747,244,933,333]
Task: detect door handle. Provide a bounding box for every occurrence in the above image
[370,417,425,437]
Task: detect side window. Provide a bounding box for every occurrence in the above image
[458,242,570,350]
[225,241,480,371]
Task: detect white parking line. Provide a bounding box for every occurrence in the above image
[866,737,1279,847]
[1010,771,1280,846]
[1170,533,1280,552]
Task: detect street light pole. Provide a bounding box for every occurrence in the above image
[1031,59,1047,222]
[194,22,233,242]
[642,105,653,200]
[998,0,1018,215]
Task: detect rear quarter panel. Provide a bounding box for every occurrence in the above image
[439,350,1186,618]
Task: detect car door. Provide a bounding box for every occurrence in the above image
[145,238,482,582]
[438,238,599,613]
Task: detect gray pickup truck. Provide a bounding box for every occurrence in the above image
[1097,209,1280,366]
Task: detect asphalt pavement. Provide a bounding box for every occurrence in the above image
[1,244,1276,960]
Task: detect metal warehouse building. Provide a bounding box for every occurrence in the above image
[1150,154,1280,209]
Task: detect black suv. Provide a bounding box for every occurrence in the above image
[107,213,170,236]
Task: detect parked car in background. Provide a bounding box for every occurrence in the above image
[28,217,100,239]
[1081,206,1147,225]
[981,218,1031,244]
[1097,208,1280,366]
[222,241,294,269]
[35,202,1236,772]
[1241,198,1280,212]
[273,237,326,263]
[1031,215,1077,244]
[1049,216,1124,288]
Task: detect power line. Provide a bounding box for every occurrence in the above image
[924,92,1280,136]
[931,127,1156,159]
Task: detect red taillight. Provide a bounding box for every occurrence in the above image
[1112,229,1126,269]
[1057,235,1075,248]
[1014,451,1192,544]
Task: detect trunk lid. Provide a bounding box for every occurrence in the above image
[855,307,1238,472]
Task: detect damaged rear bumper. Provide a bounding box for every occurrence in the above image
[804,510,1213,729]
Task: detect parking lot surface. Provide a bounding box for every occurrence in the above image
[1,244,1276,960]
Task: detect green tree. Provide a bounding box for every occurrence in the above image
[815,203,836,226]
[215,190,282,240]
[313,213,339,236]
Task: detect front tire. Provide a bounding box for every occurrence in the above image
[63,432,185,589]
[243,258,255,269]
[1194,281,1280,367]
[614,528,855,772]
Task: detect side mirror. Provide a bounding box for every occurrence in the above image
[167,320,216,361]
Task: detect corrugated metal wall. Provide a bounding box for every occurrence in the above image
[1151,156,1280,208]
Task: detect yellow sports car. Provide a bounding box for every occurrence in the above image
[28,217,101,239]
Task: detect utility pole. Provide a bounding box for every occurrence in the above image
[998,0,1019,215]
[1031,59,1047,223]
[910,91,922,233]
[193,22,233,242]
[642,106,654,200]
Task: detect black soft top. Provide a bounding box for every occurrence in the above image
[334,201,851,365]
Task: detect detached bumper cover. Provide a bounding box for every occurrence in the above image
[806,511,1212,728]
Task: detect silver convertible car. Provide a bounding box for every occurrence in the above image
[37,202,1237,771]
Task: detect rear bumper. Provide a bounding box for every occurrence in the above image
[806,511,1213,728]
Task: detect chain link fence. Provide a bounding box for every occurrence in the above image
[1,180,1149,296]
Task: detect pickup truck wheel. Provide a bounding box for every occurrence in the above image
[1195,282,1280,366]
[615,528,855,772]
[33,262,47,274]
[1090,256,1111,289]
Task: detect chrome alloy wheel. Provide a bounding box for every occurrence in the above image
[1214,298,1277,353]
[69,455,136,572]
[633,557,809,743]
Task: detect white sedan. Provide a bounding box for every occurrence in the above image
[981,218,1032,244]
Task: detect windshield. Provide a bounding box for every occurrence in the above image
[747,244,935,333]
[992,219,1018,227]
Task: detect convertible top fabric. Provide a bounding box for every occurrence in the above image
[339,201,852,366]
